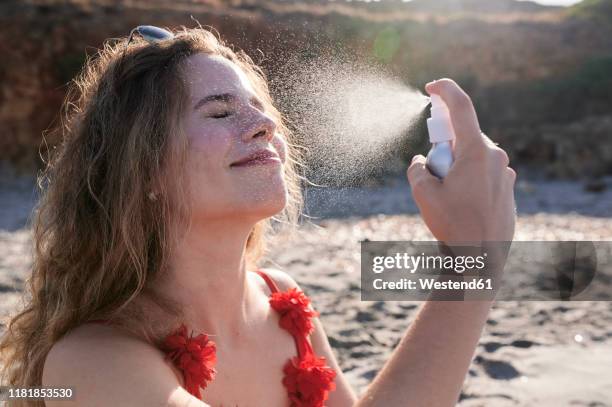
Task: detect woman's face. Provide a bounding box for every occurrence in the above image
[178,53,288,223]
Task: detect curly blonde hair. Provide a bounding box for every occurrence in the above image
[0,25,305,405]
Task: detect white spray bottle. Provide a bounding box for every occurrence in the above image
[425,94,456,179]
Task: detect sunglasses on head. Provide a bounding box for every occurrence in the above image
[126,25,174,46]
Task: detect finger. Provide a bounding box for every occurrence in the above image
[481,132,507,156]
[506,166,517,184]
[478,132,510,169]
[481,132,498,148]
[407,155,441,198]
[425,78,484,153]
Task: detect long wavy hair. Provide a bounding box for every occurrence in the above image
[0,25,305,404]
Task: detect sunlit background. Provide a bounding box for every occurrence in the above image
[2,1,612,406]
[522,0,582,4]
[3,0,611,185]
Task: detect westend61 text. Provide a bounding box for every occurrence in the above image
[373,278,494,291]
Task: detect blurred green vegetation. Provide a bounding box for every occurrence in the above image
[568,0,612,23]
[373,27,402,64]
[478,54,612,129]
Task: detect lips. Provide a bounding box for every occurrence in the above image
[230,149,282,167]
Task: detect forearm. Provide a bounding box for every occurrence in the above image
[354,300,492,407]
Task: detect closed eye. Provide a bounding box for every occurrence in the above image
[210,111,232,119]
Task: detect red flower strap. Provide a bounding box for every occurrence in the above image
[160,323,217,399]
[269,287,319,339]
[267,284,337,406]
[282,352,337,407]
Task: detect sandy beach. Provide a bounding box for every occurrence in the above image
[1,167,611,406]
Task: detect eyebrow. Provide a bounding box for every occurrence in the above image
[193,93,234,111]
[193,93,265,111]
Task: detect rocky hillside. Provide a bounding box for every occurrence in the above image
[2,0,611,179]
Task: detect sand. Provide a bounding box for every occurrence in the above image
[1,167,611,406]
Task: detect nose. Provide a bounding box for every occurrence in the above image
[243,112,276,143]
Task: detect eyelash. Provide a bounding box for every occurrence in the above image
[210,111,232,119]
[207,101,264,119]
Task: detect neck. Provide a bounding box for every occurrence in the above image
[151,218,264,342]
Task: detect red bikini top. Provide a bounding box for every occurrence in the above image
[88,269,336,407]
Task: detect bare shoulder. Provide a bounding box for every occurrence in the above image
[43,323,210,406]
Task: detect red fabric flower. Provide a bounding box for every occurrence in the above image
[282,352,337,407]
[161,323,217,399]
[269,288,319,337]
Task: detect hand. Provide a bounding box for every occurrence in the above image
[407,78,517,244]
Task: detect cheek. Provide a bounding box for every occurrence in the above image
[187,124,232,156]
[273,135,288,162]
[184,131,232,183]
[189,131,217,153]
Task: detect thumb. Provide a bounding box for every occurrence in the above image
[407,155,442,198]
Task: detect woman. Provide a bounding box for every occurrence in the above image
[0,25,516,406]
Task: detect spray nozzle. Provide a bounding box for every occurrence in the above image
[429,94,447,114]
[426,94,455,144]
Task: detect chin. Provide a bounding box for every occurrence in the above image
[245,189,288,220]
